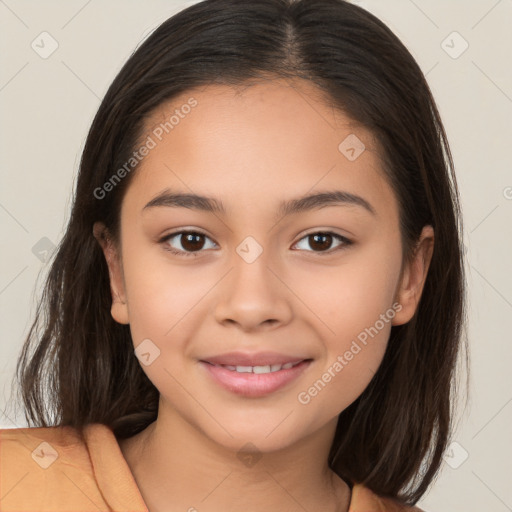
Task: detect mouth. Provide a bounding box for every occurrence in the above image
[199,358,313,397]
[204,360,305,373]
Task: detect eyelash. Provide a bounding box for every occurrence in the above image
[158,230,353,258]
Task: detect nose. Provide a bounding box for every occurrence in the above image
[213,250,293,332]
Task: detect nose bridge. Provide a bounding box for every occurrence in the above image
[213,235,293,330]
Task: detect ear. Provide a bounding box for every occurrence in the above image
[93,221,129,325]
[392,225,434,326]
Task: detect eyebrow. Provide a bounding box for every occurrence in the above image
[143,188,377,218]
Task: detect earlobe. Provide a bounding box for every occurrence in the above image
[93,221,130,325]
[392,225,434,326]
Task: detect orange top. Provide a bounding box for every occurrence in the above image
[0,424,423,511]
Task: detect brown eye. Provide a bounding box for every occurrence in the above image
[160,230,217,257]
[180,232,206,251]
[309,233,333,251]
[293,231,353,253]
[160,230,352,258]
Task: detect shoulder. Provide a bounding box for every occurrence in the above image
[350,483,426,512]
[0,423,92,470]
[0,423,114,511]
[0,423,91,467]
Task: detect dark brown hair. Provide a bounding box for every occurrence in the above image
[9,0,468,506]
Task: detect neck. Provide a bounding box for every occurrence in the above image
[118,402,351,512]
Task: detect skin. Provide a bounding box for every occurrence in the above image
[94,77,434,512]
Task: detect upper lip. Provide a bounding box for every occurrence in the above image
[200,351,312,367]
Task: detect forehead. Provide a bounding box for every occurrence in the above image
[122,78,398,222]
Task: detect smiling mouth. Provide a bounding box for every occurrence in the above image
[203,360,306,374]
[199,359,313,397]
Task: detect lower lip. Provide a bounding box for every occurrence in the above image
[200,360,312,398]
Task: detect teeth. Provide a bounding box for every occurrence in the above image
[215,361,302,374]
[236,365,253,373]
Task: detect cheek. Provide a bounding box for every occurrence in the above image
[293,248,400,405]
[296,291,396,419]
[120,256,213,399]
[125,269,199,338]
[121,244,220,350]
[293,244,401,335]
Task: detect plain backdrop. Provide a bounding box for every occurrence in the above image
[1,1,511,511]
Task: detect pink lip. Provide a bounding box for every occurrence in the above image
[199,359,312,398]
[201,350,309,367]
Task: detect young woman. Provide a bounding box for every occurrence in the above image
[1,1,467,511]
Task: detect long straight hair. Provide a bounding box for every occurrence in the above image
[10,0,468,505]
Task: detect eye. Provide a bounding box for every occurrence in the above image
[292,231,353,254]
[159,229,353,258]
[159,230,217,257]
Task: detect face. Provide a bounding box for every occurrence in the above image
[95,78,433,453]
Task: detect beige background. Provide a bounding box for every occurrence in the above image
[1,1,511,510]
